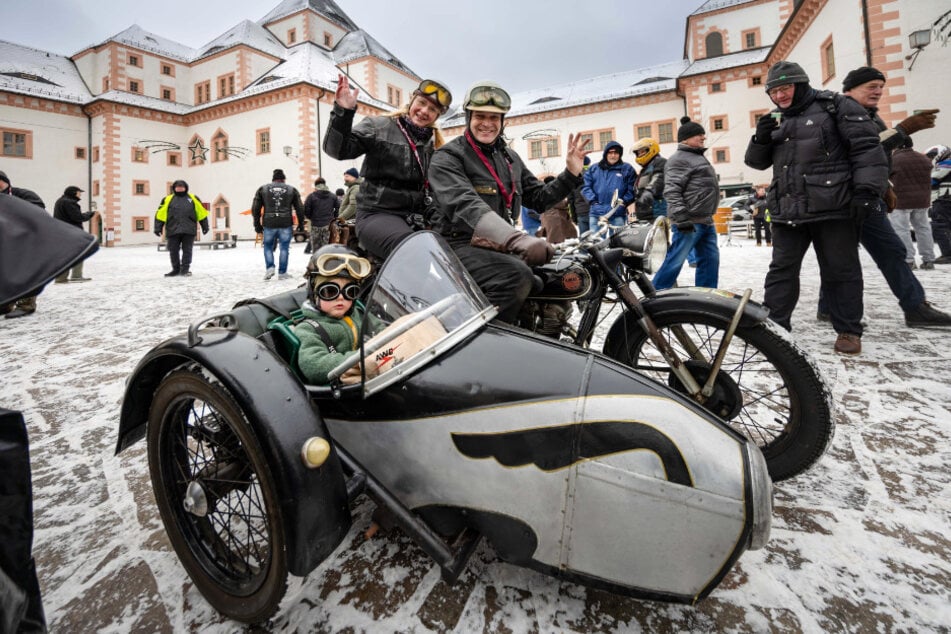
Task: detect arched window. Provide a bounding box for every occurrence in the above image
[188,134,207,166]
[212,195,231,241]
[705,32,724,58]
[211,129,229,163]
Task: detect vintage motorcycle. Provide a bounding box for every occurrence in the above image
[515,216,833,482]
[116,231,773,623]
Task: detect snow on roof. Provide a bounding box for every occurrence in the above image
[196,20,286,61]
[0,39,92,104]
[333,30,415,75]
[91,89,192,115]
[442,59,689,126]
[259,0,357,30]
[242,43,390,110]
[680,47,769,76]
[691,0,755,15]
[95,25,198,62]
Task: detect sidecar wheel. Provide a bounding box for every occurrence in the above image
[605,313,832,481]
[147,368,287,623]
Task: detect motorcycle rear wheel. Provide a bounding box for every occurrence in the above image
[604,313,832,481]
[147,368,288,623]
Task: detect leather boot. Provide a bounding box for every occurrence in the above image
[5,296,37,319]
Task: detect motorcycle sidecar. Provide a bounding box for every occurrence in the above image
[116,231,771,624]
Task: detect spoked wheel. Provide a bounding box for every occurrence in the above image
[147,368,287,623]
[604,313,832,481]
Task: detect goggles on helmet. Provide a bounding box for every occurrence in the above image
[313,252,372,280]
[466,84,512,112]
[316,281,361,301]
[414,79,452,111]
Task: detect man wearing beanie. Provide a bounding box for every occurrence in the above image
[817,66,951,328]
[53,186,98,282]
[339,168,360,221]
[745,60,888,355]
[652,117,720,290]
[251,168,305,280]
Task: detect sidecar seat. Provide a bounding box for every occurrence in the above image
[230,288,308,338]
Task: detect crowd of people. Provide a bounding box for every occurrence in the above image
[6,64,951,358]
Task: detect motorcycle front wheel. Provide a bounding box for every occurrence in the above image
[604,313,832,481]
[147,368,288,623]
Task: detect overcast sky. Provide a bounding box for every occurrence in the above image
[4,0,697,95]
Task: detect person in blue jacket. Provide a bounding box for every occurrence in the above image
[581,141,636,228]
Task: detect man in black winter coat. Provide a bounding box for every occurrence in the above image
[303,177,339,254]
[53,185,98,283]
[745,61,887,355]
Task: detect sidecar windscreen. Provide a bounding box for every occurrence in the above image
[354,231,496,396]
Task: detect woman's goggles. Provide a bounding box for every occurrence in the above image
[314,252,372,279]
[415,79,452,111]
[316,281,361,301]
[466,85,512,112]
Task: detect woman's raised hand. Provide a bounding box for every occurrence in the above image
[566,133,591,177]
[335,74,359,110]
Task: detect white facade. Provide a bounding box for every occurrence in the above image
[2,0,951,246]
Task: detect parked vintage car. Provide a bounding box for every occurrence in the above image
[115,231,772,624]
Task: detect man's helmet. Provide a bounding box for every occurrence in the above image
[463,81,512,114]
[631,138,660,166]
[305,244,372,301]
[925,144,951,164]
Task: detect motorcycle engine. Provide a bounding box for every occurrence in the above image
[518,300,573,338]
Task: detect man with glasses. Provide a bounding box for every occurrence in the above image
[428,81,588,323]
[745,61,887,355]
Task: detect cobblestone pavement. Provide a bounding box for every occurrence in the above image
[2,238,949,632]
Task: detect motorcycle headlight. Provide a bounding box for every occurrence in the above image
[746,443,772,550]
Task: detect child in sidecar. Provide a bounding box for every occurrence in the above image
[295,245,373,385]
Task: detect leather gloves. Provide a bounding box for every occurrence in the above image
[507,232,555,265]
[637,190,655,210]
[896,109,939,136]
[850,193,880,223]
[884,187,898,213]
[755,113,780,144]
[471,212,554,266]
[254,225,263,234]
[675,221,695,233]
[154,230,162,237]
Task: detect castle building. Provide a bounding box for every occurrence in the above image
[1,0,948,245]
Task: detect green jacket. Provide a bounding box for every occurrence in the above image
[294,302,364,384]
[339,179,360,221]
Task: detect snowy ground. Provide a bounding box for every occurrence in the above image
[2,235,949,632]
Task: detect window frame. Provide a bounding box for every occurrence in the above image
[1,128,33,159]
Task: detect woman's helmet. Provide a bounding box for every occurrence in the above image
[413,79,452,113]
[463,81,512,114]
[631,138,660,166]
[305,244,372,302]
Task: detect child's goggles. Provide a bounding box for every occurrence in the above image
[314,252,372,280]
[316,282,361,301]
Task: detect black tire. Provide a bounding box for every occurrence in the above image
[294,232,307,243]
[604,313,832,481]
[147,368,288,623]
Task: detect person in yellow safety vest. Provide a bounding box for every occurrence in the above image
[154,179,208,277]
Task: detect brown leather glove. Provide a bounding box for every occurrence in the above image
[471,212,554,266]
[897,109,939,135]
[884,187,897,212]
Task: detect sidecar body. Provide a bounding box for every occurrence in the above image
[116,231,771,623]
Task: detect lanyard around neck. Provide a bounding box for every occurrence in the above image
[465,130,516,211]
[395,118,430,192]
